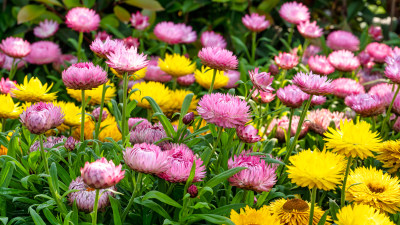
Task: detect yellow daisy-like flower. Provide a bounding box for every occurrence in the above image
[12,76,57,102]
[268,198,330,225]
[53,101,86,127]
[110,67,147,80]
[130,81,171,109]
[345,166,400,214]
[229,205,282,225]
[162,89,198,116]
[324,120,381,159]
[376,140,400,174]
[287,149,346,191]
[194,66,229,89]
[0,132,12,156]
[335,204,395,225]
[67,81,116,105]
[72,116,121,142]
[0,94,22,119]
[158,54,196,77]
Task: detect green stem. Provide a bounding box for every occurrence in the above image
[147,108,153,122]
[1,118,6,133]
[121,72,129,145]
[236,142,244,156]
[8,58,17,80]
[242,190,249,204]
[122,172,143,221]
[245,87,257,102]
[381,84,400,138]
[308,187,317,225]
[80,90,86,142]
[92,189,100,225]
[77,32,83,62]
[251,31,257,65]
[208,69,218,94]
[172,77,177,90]
[43,64,51,75]
[94,83,107,140]
[209,127,223,169]
[341,156,352,208]
[285,108,295,148]
[287,24,294,51]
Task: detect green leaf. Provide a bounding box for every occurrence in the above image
[0,217,8,225]
[210,203,246,215]
[49,162,59,193]
[329,199,340,221]
[178,93,194,125]
[143,191,182,208]
[42,208,59,225]
[17,5,46,24]
[230,35,249,57]
[100,14,120,29]
[124,0,164,11]
[29,207,46,225]
[262,157,285,165]
[33,0,62,6]
[317,210,329,225]
[189,202,210,210]
[0,187,31,195]
[63,211,73,225]
[203,167,246,190]
[144,96,175,137]
[114,6,131,22]
[0,161,15,188]
[7,131,20,158]
[62,0,81,8]
[134,198,172,220]
[109,196,122,225]
[188,214,234,225]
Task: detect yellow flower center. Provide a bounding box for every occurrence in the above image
[282,199,309,212]
[367,183,386,193]
[86,187,95,192]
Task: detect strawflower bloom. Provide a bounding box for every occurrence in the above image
[80,157,125,189]
[162,89,198,116]
[122,36,139,48]
[144,57,172,82]
[124,143,169,174]
[65,7,100,32]
[200,31,227,48]
[326,30,360,51]
[194,66,229,90]
[297,20,323,39]
[53,101,85,127]
[224,70,241,88]
[274,52,299,69]
[344,93,385,117]
[64,136,79,151]
[331,78,365,98]
[92,107,108,122]
[33,19,59,39]
[249,68,273,92]
[267,116,310,142]
[308,55,335,75]
[345,167,400,214]
[307,109,347,135]
[369,25,384,41]
[384,54,400,84]
[62,62,108,90]
[128,117,152,131]
[29,136,66,152]
[358,69,384,90]
[311,95,326,106]
[52,54,78,72]
[90,37,121,59]
[0,52,4,67]
[95,31,112,41]
[252,88,276,103]
[242,13,270,32]
[335,204,395,225]
[188,185,198,198]
[269,63,280,75]
[129,122,168,147]
[328,50,360,72]
[394,117,400,132]
[0,37,31,58]
[292,71,333,95]
[324,120,381,159]
[366,42,392,63]
[129,81,171,109]
[237,125,261,143]
[358,50,374,68]
[368,83,394,107]
[67,81,116,105]
[153,21,183,44]
[197,93,250,128]
[177,74,195,86]
[302,45,322,64]
[183,112,195,125]
[277,84,308,108]
[158,54,196,77]
[376,140,400,174]
[287,149,346,190]
[130,11,150,30]
[12,76,57,102]
[198,47,238,71]
[111,67,146,81]
[279,1,310,24]
[106,42,148,73]
[229,206,281,225]
[0,94,21,119]
[0,78,16,94]
[20,102,64,134]
[25,41,61,65]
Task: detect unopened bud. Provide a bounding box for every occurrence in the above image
[183,112,194,125]
[65,136,79,151]
[188,184,198,198]
[92,107,108,122]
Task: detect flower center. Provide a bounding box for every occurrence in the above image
[86,187,95,192]
[282,199,309,212]
[367,183,385,193]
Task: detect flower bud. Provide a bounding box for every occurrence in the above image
[188,185,198,198]
[65,136,79,151]
[183,112,194,125]
[268,63,280,75]
[92,107,108,122]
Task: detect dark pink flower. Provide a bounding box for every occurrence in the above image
[95,31,112,41]
[274,52,299,69]
[242,13,270,32]
[307,109,347,135]
[80,157,125,189]
[249,68,274,92]
[122,36,140,49]
[20,102,64,134]
[331,78,365,98]
[276,84,308,108]
[65,7,100,32]
[366,42,392,63]
[0,37,31,58]
[154,22,196,44]
[358,50,374,69]
[344,93,385,117]
[91,107,108,122]
[328,50,360,72]
[267,116,310,142]
[308,55,335,75]
[0,77,16,94]
[368,25,383,41]
[268,63,280,75]
[224,70,241,88]
[198,47,238,71]
[62,62,108,90]
[326,30,360,51]
[237,125,261,143]
[65,136,79,151]
[279,1,310,24]
[130,11,150,30]
[128,117,152,131]
[124,143,170,174]
[252,88,276,103]
[292,71,333,95]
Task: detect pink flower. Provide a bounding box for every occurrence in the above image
[267,116,310,142]
[25,41,61,65]
[228,152,277,192]
[130,11,150,30]
[122,37,140,48]
[292,71,333,95]
[242,13,270,32]
[0,37,31,58]
[154,22,196,44]
[366,42,392,63]
[277,84,309,108]
[328,50,360,72]
[1,54,25,71]
[368,25,383,41]
[311,95,326,106]
[252,89,276,103]
[52,54,78,72]
[91,107,108,122]
[128,117,152,131]
[188,185,198,198]
[177,74,195,86]
[80,157,125,189]
[308,55,335,75]
[237,125,261,143]
[62,62,108,90]
[268,63,280,75]
[29,136,66,152]
[224,70,241,88]
[297,21,322,39]
[394,117,400,132]
[64,136,79,151]
[129,122,168,147]
[326,30,360,51]
[307,109,347,135]
[384,55,400,84]
[144,57,172,82]
[90,37,121,59]
[68,177,115,212]
[20,102,64,134]
[331,78,365,98]
[200,31,227,48]
[358,50,374,68]
[279,1,310,24]
[0,52,4,68]
[157,144,206,183]
[358,68,383,90]
[106,42,148,73]
[65,7,100,32]
[345,93,385,117]
[95,31,112,41]
[0,77,16,94]
[198,47,238,71]
[124,143,169,174]
[391,96,400,115]
[197,93,250,128]
[33,19,59,39]
[274,52,299,69]
[368,83,394,107]
[392,47,400,57]
[249,68,274,92]
[176,23,197,44]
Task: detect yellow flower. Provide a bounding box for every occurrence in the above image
[376,140,400,174]
[0,132,12,156]
[287,149,346,191]
[335,204,395,225]
[324,120,381,159]
[110,67,147,80]
[129,81,171,109]
[72,115,121,142]
[345,167,400,214]
[12,76,57,102]
[162,89,198,116]
[158,54,196,77]
[194,66,229,89]
[67,81,116,105]
[229,205,281,225]
[53,101,86,127]
[0,94,22,119]
[268,198,330,225]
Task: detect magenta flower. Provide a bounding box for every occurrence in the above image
[130,11,150,30]
[224,70,241,88]
[62,62,108,90]
[122,36,140,48]
[200,31,227,49]
[80,157,125,189]
[308,55,335,75]
[249,68,274,92]
[64,136,79,151]
[91,107,108,122]
[394,117,400,132]
[326,30,360,51]
[95,31,112,41]
[144,57,172,82]
[154,22,183,44]
[267,116,310,142]
[33,19,59,39]
[311,95,326,106]
[358,68,384,90]
[52,54,78,72]
[177,74,195,86]
[106,42,148,73]
[274,52,299,69]
[252,88,276,103]
[188,185,198,198]
[292,71,333,95]
[197,93,250,128]
[25,41,61,65]
[20,102,64,134]
[307,109,347,135]
[90,37,121,59]
[328,50,360,72]
[1,54,25,71]
[124,143,170,174]
[368,83,394,107]
[157,144,206,183]
[198,47,238,71]
[358,50,374,69]
[228,152,277,192]
[392,47,400,57]
[0,52,4,68]
[0,37,31,58]
[384,55,400,84]
[345,93,385,117]
[276,84,308,108]
[268,63,280,75]
[128,117,152,131]
[297,20,322,39]
[183,112,195,125]
[0,77,16,94]
[366,42,392,63]
[302,45,322,64]
[279,1,310,24]
[331,78,365,98]
[237,125,261,143]
[391,96,400,115]
[368,25,383,41]
[65,7,100,32]
[129,123,168,146]
[68,177,115,212]
[29,136,66,152]
[242,13,270,32]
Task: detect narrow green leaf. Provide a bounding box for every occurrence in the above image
[124,0,164,11]
[17,5,46,24]
[188,214,234,225]
[0,161,15,188]
[114,6,131,22]
[143,191,182,208]
[34,0,62,6]
[109,196,122,225]
[42,208,59,225]
[203,167,246,190]
[134,198,172,220]
[29,207,46,225]
[317,210,329,225]
[50,162,59,193]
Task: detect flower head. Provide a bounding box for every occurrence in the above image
[328,50,360,72]
[73,115,121,142]
[0,94,21,119]
[368,83,394,107]
[34,19,59,39]
[158,54,196,77]
[366,42,392,63]
[130,11,150,30]
[274,52,299,69]
[65,136,79,151]
[249,68,273,92]
[344,93,385,117]
[336,204,395,225]
[122,36,139,48]
[279,2,310,24]
[111,67,146,81]
[297,20,322,39]
[124,143,169,174]
[144,57,172,82]
[292,71,333,96]
[225,70,241,88]
[129,81,171,109]
[267,116,310,142]
[252,88,276,103]
[12,76,57,102]
[331,78,365,98]
[53,101,85,127]
[95,31,112,41]
[177,74,195,86]
[91,107,108,122]
[384,54,400,84]
[229,205,281,225]
[277,84,309,108]
[237,125,261,143]
[0,37,31,58]
[65,7,100,32]
[242,13,270,32]
[67,81,116,105]
[376,140,400,174]
[106,42,148,73]
[175,23,197,43]
[80,157,125,189]
[326,30,360,51]
[308,55,335,75]
[29,135,65,152]
[200,31,227,48]
[62,62,108,90]
[0,78,16,94]
[25,41,61,65]
[162,89,198,117]
[311,95,326,106]
[369,25,384,41]
[198,47,238,71]
[129,122,168,147]
[154,22,196,44]
[128,117,152,131]
[20,102,64,134]
[52,54,78,72]
[269,63,280,75]
[194,66,229,90]
[90,37,121,59]
[307,109,347,136]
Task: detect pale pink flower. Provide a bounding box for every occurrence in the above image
[0,37,31,58]
[128,117,152,131]
[198,47,238,71]
[130,11,150,30]
[242,13,270,32]
[80,157,125,189]
[91,107,108,122]
[29,136,66,152]
[310,95,326,106]
[154,21,183,44]
[176,23,197,44]
[224,70,241,88]
[308,55,335,75]
[302,45,322,64]
[368,25,383,41]
[106,42,148,73]
[392,47,400,57]
[129,123,168,146]
[279,2,310,24]
[33,19,59,39]
[122,37,140,48]
[276,84,309,108]
[1,55,25,70]
[358,68,384,90]
[358,50,374,69]
[274,52,299,69]
[307,109,347,135]
[197,93,250,128]
[90,37,121,59]
[328,50,360,72]
[292,71,333,95]
[124,143,169,174]
[20,102,64,134]
[177,74,195,86]
[0,77,16,94]
[267,115,310,142]
[331,78,365,98]
[144,57,172,82]
[384,55,400,84]
[237,125,261,143]
[64,136,79,151]
[52,54,78,72]
[366,42,392,63]
[252,89,276,103]
[200,31,227,48]
[345,93,385,117]
[95,31,112,41]
[62,62,108,90]
[297,20,322,39]
[65,7,100,32]
[249,68,274,92]
[368,83,394,107]
[25,41,61,65]
[326,30,360,51]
